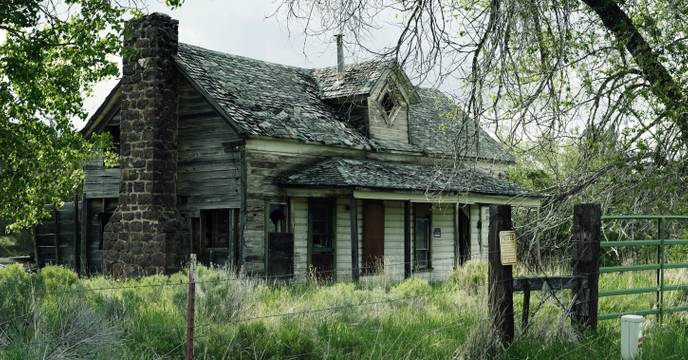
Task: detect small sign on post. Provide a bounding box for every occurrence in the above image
[499,230,517,265]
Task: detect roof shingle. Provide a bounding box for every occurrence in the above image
[277,158,538,197]
[174,43,514,162]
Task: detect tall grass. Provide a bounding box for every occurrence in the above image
[1,263,687,359]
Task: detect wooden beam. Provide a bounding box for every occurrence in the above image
[350,197,359,281]
[488,205,514,345]
[81,195,89,274]
[403,201,411,278]
[53,207,60,265]
[353,190,542,207]
[73,194,80,273]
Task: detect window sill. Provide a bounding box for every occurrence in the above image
[412,268,434,273]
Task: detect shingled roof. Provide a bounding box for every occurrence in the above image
[277,158,538,197]
[172,43,513,162]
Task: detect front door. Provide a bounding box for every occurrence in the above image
[309,199,335,279]
[363,200,385,274]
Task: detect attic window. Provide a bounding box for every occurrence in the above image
[381,92,397,117]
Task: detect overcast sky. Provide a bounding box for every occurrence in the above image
[80,0,422,129]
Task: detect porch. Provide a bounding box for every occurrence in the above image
[266,158,543,281]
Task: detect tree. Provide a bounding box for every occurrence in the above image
[0,0,181,231]
[277,0,687,181]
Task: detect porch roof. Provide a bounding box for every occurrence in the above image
[276,158,544,198]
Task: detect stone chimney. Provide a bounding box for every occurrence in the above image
[103,13,188,276]
[335,34,344,76]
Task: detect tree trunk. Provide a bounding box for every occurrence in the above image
[581,0,688,145]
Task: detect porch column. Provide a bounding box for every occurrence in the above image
[404,201,411,278]
[350,196,360,281]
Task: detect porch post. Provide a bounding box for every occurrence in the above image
[350,196,359,281]
[404,201,411,278]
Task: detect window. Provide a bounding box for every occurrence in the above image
[198,208,240,267]
[268,203,289,233]
[381,92,396,117]
[309,199,334,251]
[414,203,432,270]
[202,209,230,249]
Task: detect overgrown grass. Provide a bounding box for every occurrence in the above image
[1,263,687,359]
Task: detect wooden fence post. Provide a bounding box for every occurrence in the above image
[488,205,514,345]
[186,254,197,360]
[571,203,601,331]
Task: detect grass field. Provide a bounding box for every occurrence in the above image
[1,263,687,359]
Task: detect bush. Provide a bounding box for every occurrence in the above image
[449,262,487,294]
[390,277,432,297]
[0,264,34,324]
[39,265,78,294]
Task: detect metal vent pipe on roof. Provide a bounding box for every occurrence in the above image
[335,34,344,75]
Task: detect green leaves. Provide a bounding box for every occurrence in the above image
[0,1,127,230]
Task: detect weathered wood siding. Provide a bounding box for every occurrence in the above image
[291,197,309,279]
[177,79,242,216]
[34,203,78,270]
[367,73,410,144]
[468,204,490,261]
[335,198,363,281]
[381,200,405,280]
[243,141,358,274]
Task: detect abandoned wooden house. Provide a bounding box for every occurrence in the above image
[33,13,541,280]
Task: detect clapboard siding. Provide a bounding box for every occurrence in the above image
[381,200,405,280]
[34,203,79,270]
[468,204,490,261]
[177,79,242,216]
[292,197,309,279]
[84,164,120,199]
[335,198,363,281]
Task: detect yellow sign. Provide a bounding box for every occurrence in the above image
[499,230,517,265]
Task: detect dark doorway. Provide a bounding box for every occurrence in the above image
[458,206,470,265]
[198,208,240,267]
[308,199,335,280]
[362,200,385,274]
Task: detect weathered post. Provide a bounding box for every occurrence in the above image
[350,197,360,282]
[488,205,514,345]
[571,203,601,331]
[186,254,197,360]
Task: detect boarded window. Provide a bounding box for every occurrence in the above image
[414,203,432,270]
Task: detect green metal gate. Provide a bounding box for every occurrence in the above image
[599,215,688,321]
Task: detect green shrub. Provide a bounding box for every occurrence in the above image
[0,264,34,324]
[390,277,432,297]
[39,265,78,294]
[449,262,487,293]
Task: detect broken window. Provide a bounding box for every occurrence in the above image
[268,203,289,233]
[380,91,396,117]
[198,208,240,267]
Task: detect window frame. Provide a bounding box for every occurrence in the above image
[413,203,433,271]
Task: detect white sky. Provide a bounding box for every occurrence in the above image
[80,0,422,129]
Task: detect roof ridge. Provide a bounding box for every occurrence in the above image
[178,42,311,71]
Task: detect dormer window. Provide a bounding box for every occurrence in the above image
[381,91,397,117]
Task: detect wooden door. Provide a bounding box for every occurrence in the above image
[363,200,385,274]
